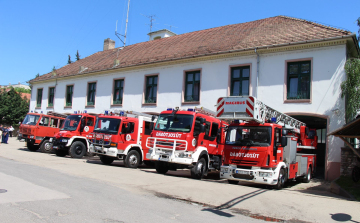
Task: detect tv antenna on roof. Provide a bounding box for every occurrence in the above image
[142,14,156,33]
[115,0,130,47]
[164,24,178,31]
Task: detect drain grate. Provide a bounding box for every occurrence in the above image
[0,189,7,193]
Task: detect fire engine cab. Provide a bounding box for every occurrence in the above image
[19,111,66,153]
[52,111,97,158]
[146,107,227,179]
[87,111,157,168]
[217,96,317,189]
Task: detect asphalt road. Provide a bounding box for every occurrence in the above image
[1,137,359,223]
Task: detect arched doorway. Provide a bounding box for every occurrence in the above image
[286,113,328,179]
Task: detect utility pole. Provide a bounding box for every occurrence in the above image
[115,0,130,47]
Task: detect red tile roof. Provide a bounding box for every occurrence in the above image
[31,16,353,83]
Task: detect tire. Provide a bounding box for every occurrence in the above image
[155,162,169,174]
[303,167,312,183]
[27,142,39,152]
[352,166,360,183]
[274,168,286,189]
[99,155,114,165]
[228,180,238,185]
[40,140,53,153]
[191,158,206,180]
[69,141,86,159]
[55,149,67,157]
[124,150,140,168]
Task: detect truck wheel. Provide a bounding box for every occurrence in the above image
[274,168,286,190]
[99,155,114,165]
[155,162,169,174]
[191,158,206,180]
[124,150,140,168]
[55,149,67,157]
[303,167,312,183]
[40,140,53,153]
[228,180,238,185]
[69,141,86,159]
[27,142,39,152]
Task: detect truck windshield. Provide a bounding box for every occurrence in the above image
[94,118,121,134]
[226,126,272,146]
[61,115,82,131]
[154,114,193,133]
[22,114,40,125]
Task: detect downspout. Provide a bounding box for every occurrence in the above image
[255,48,260,98]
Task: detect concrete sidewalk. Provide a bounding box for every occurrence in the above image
[1,137,359,223]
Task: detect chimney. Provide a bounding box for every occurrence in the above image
[103,38,115,51]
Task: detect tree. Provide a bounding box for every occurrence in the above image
[14,87,31,94]
[68,55,72,64]
[35,73,40,78]
[0,88,29,126]
[75,50,80,61]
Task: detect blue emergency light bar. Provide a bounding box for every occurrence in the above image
[120,111,125,116]
[40,111,43,113]
[105,111,109,115]
[233,120,240,124]
[187,108,194,111]
[271,117,277,123]
[84,110,87,113]
[167,108,173,111]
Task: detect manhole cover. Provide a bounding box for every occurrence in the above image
[0,189,7,193]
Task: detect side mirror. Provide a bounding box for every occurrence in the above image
[282,129,288,135]
[80,121,85,132]
[151,115,156,122]
[200,118,206,124]
[150,122,154,131]
[281,136,287,147]
[305,127,309,136]
[199,125,205,133]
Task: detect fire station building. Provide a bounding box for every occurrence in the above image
[29,16,359,181]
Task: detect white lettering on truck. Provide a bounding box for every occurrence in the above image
[156,132,182,138]
[229,152,259,158]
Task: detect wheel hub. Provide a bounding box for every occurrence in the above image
[75,146,83,155]
[45,143,52,151]
[129,155,137,165]
[197,162,203,172]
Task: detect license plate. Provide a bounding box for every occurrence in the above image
[236,170,249,175]
[49,138,53,142]
[159,156,169,162]
[53,146,58,149]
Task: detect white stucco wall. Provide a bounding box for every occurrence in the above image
[30,44,347,163]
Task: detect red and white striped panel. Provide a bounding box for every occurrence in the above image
[246,96,254,117]
[216,97,225,117]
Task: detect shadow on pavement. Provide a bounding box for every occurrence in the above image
[330,213,360,223]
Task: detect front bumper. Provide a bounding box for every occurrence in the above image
[89,144,123,158]
[52,138,68,151]
[146,151,194,165]
[220,165,279,185]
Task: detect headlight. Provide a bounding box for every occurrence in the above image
[117,149,125,154]
[19,133,22,137]
[259,172,273,177]
[61,139,68,143]
[29,135,34,139]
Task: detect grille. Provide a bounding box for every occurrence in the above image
[233,174,254,180]
[231,160,258,165]
[147,138,187,151]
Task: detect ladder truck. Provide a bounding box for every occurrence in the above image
[51,111,97,158]
[146,107,228,179]
[217,96,317,189]
[87,110,157,168]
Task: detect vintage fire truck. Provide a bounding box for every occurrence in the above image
[146,107,228,179]
[19,111,66,153]
[52,111,97,158]
[217,96,317,189]
[87,111,157,168]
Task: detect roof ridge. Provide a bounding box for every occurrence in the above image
[278,15,351,34]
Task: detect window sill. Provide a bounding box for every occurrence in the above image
[64,106,72,109]
[284,99,311,104]
[35,107,41,109]
[182,101,200,105]
[111,104,123,107]
[142,103,157,106]
[46,106,54,109]
[85,105,95,108]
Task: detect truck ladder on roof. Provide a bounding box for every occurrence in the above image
[216,96,305,133]
[125,111,157,119]
[47,111,67,118]
[194,107,216,117]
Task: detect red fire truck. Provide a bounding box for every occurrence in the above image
[146,107,228,179]
[217,96,317,189]
[19,111,66,153]
[51,111,97,158]
[87,111,157,168]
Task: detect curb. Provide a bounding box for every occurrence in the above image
[330,177,356,200]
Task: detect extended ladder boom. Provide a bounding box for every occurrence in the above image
[216,96,305,133]
[195,107,216,117]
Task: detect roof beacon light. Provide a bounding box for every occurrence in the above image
[167,108,173,111]
[234,120,240,124]
[40,111,43,114]
[74,111,77,114]
[271,117,277,123]
[120,111,125,116]
[105,111,109,115]
[187,108,194,112]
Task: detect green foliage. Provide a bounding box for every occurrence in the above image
[14,87,31,94]
[68,55,72,64]
[358,17,360,42]
[35,73,40,78]
[75,50,80,61]
[0,88,29,126]
[341,58,360,121]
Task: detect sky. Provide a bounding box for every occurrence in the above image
[0,0,359,86]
